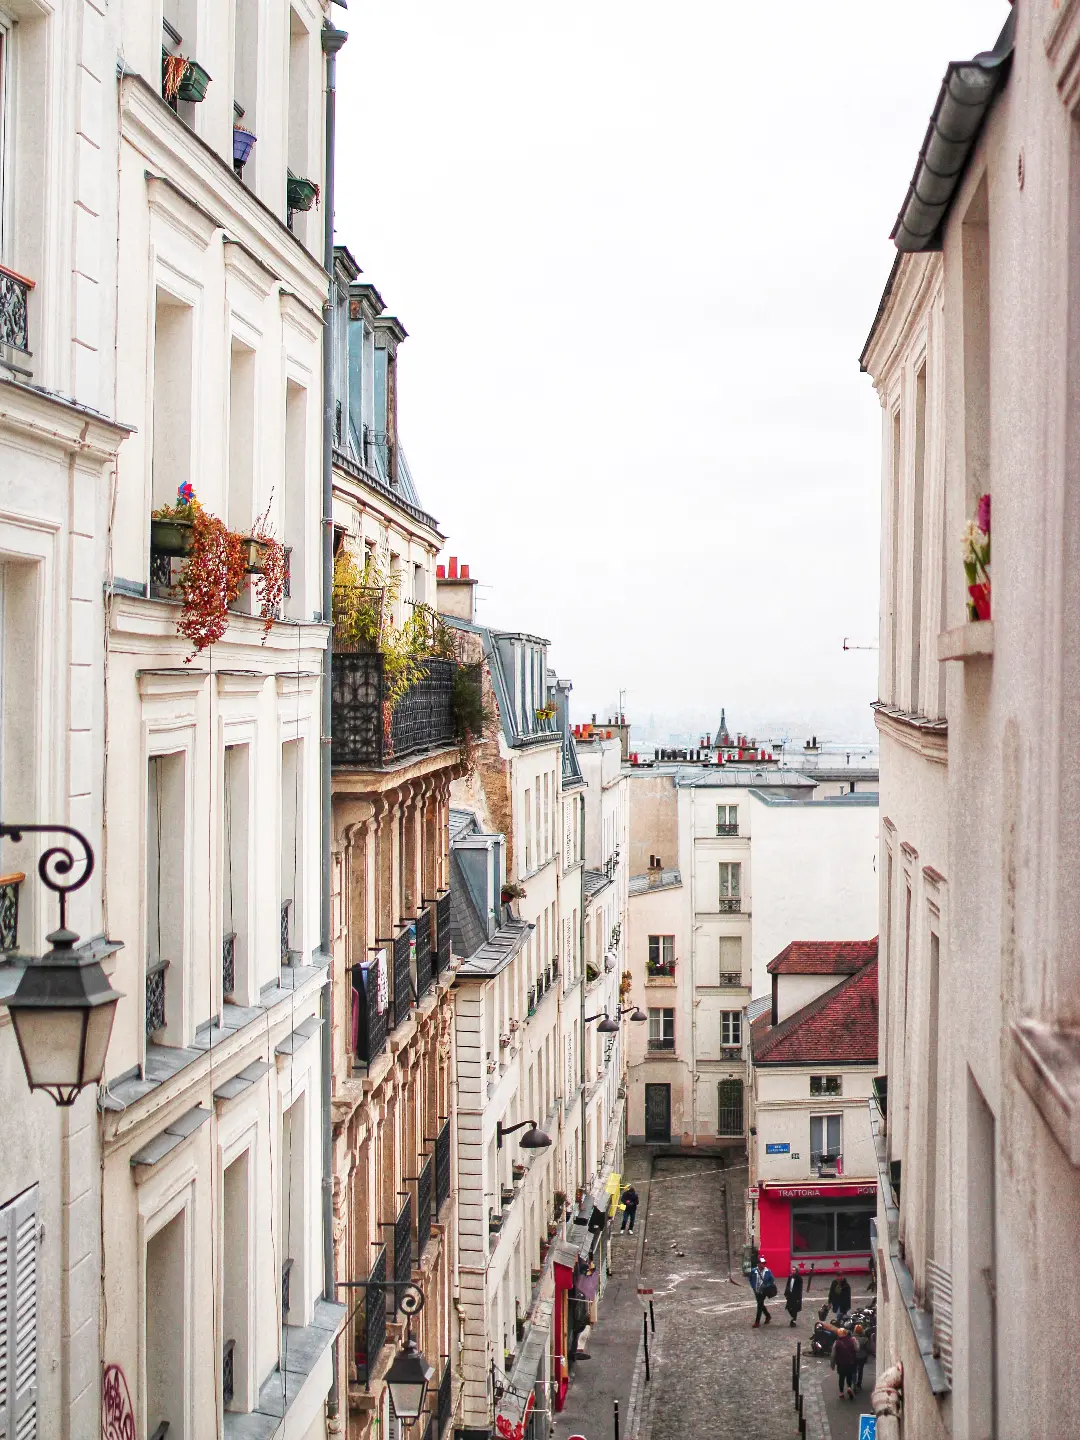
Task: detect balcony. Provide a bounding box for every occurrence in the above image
[718,897,742,913]
[415,907,434,1001]
[0,264,33,376]
[0,872,23,953]
[647,1036,676,1053]
[437,1358,453,1436]
[146,958,169,1035]
[718,970,744,987]
[352,961,388,1068]
[647,960,676,980]
[415,1153,433,1260]
[434,1118,451,1214]
[222,932,236,999]
[393,1193,413,1308]
[434,891,452,974]
[716,823,739,836]
[811,1151,843,1177]
[332,653,456,769]
[354,1244,387,1387]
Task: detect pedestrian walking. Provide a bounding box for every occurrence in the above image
[750,1255,776,1327]
[831,1328,857,1400]
[784,1270,804,1327]
[827,1275,851,1322]
[619,1185,639,1233]
[852,1324,871,1392]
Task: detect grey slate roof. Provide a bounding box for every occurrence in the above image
[454,917,533,979]
[628,868,682,896]
[583,869,612,901]
[449,846,489,961]
[749,790,879,808]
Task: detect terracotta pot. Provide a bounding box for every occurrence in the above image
[968,581,991,621]
[240,536,271,574]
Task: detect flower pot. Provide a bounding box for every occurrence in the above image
[516,1319,526,1342]
[177,59,211,102]
[240,536,271,574]
[287,175,318,212]
[531,1268,541,1283]
[968,581,991,621]
[233,126,257,167]
[151,518,195,556]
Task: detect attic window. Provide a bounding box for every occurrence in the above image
[810,1075,842,1097]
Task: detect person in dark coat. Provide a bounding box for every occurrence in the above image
[750,1256,775,1327]
[620,1185,639,1233]
[827,1275,852,1321]
[784,1270,804,1327]
[831,1328,858,1400]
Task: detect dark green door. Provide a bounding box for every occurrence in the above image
[644,1083,671,1143]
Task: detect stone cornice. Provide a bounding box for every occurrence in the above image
[872,701,948,764]
[0,378,133,459]
[861,250,943,392]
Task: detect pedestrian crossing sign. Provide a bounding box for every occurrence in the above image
[858,1418,876,1440]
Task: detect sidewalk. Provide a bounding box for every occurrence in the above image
[550,1149,653,1440]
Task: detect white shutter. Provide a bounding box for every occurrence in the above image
[927,1258,954,1386]
[0,1187,38,1440]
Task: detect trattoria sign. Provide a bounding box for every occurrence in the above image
[766,1183,877,1201]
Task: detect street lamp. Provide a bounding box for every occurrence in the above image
[1,824,122,1106]
[586,1008,646,1033]
[497,1118,552,1149]
[386,1337,435,1421]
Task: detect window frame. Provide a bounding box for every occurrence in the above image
[647,1007,675,1050]
[809,1075,843,1097]
[716,803,738,835]
[719,861,741,897]
[720,1010,742,1047]
[809,1112,843,1163]
[0,10,13,265]
[0,1182,38,1438]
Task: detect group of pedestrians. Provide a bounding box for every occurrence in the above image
[748,1263,869,1395]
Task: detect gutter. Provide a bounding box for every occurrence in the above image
[890,9,1015,253]
[320,18,348,1424]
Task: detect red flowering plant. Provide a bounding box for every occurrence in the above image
[963,493,991,621]
[247,502,287,637]
[175,503,247,656]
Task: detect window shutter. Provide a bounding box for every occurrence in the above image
[0,1185,38,1440]
[927,1259,954,1386]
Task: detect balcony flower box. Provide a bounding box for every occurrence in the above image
[287,174,319,212]
[547,1222,558,1239]
[233,126,257,167]
[512,1162,527,1181]
[239,535,272,574]
[488,1215,503,1235]
[516,1317,526,1342]
[501,1187,516,1205]
[150,517,195,556]
[531,1267,541,1284]
[177,59,212,102]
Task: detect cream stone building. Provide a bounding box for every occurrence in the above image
[859,3,1080,1435]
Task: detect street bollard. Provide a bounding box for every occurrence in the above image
[649,1300,655,1334]
[614,1399,619,1440]
[643,1311,650,1382]
[792,1353,797,1393]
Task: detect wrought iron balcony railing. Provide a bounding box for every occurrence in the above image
[647,1035,676,1052]
[415,907,433,1001]
[0,264,33,366]
[415,1154,433,1259]
[0,872,22,952]
[331,654,456,769]
[222,932,236,999]
[280,900,292,962]
[718,896,742,913]
[146,958,169,1035]
[718,970,744,987]
[352,960,388,1067]
[435,890,452,974]
[222,1339,236,1407]
[434,1118,451,1214]
[437,1358,453,1436]
[392,929,412,1030]
[355,1244,387,1386]
[716,823,739,836]
[281,1258,293,1321]
[393,1193,412,1309]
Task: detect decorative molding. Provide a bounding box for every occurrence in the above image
[873,702,948,764]
[938,621,994,662]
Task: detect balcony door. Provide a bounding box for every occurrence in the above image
[644,1083,671,1144]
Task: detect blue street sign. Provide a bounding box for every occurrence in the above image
[858,1417,877,1440]
[765,1142,790,1154]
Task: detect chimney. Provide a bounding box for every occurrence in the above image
[436,555,478,623]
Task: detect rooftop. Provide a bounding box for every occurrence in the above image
[767,938,878,977]
[628,867,682,896]
[583,868,613,901]
[751,960,878,1067]
[454,918,533,979]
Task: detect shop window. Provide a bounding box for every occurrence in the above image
[810,1075,842,1097]
[791,1204,873,1256]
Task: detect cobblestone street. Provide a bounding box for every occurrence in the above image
[553,1152,875,1440]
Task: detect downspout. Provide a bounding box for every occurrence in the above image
[579,798,587,1189]
[321,17,348,1424]
[688,787,697,1146]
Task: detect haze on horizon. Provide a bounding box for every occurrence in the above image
[334,1,1008,742]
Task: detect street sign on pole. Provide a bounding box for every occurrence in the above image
[858,1417,877,1440]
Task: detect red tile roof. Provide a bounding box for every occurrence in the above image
[751,959,878,1066]
[766,938,878,976]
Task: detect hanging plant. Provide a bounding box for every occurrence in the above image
[162,54,192,103]
[176,505,246,655]
[247,502,287,637]
[963,493,991,621]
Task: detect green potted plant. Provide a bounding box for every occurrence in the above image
[501,881,526,903]
[233,126,257,168]
[162,54,211,104]
[177,59,212,101]
[287,172,320,212]
[151,482,198,555]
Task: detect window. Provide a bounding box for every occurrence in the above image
[791,1201,873,1257]
[0,16,11,263]
[146,751,187,1045]
[280,740,304,971]
[810,1076,842,1097]
[720,1011,741,1047]
[719,862,741,911]
[718,935,742,985]
[222,1152,250,1411]
[222,744,250,1004]
[287,7,311,217]
[146,1207,188,1438]
[281,1093,308,1327]
[716,804,738,835]
[227,340,256,536]
[233,0,258,181]
[647,935,674,975]
[524,790,532,872]
[910,362,927,712]
[0,1184,38,1438]
[647,1008,675,1051]
[810,1113,842,1165]
[717,1079,743,1137]
[151,290,194,510]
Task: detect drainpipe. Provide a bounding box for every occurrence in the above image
[321,17,348,1423]
[579,798,587,1189]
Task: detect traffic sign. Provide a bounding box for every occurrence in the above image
[858,1417,877,1440]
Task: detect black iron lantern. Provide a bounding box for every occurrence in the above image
[595,1014,620,1034]
[497,1118,552,1149]
[386,1337,435,1420]
[1,825,121,1105]
[624,1007,647,1023]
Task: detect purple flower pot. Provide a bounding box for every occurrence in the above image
[233,127,257,167]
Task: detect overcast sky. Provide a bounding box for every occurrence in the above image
[334,2,1008,744]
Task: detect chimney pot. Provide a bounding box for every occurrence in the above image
[449,556,459,579]
[461,562,470,578]
[436,564,446,579]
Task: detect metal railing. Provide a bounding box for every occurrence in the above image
[146,958,169,1035]
[392,929,412,1029]
[716,823,739,836]
[355,1243,387,1386]
[435,1118,451,1213]
[393,1194,413,1309]
[331,654,456,769]
[0,263,33,360]
[280,900,292,962]
[352,961,388,1066]
[0,872,21,952]
[647,960,676,978]
[415,907,433,1001]
[223,932,236,998]
[647,1035,675,1052]
[719,897,742,913]
[718,970,743,987]
[415,1154,433,1259]
[222,1339,236,1407]
[281,1258,293,1321]
[437,1358,453,1435]
[435,891,452,974]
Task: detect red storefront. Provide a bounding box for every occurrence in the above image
[757,1180,877,1279]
